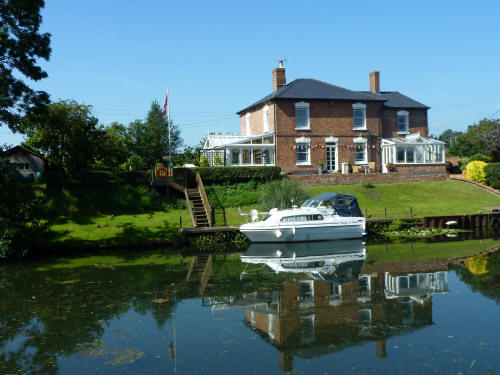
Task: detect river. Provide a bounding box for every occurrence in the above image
[1,233,499,374]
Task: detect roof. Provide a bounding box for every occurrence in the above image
[237,79,386,114]
[382,133,445,145]
[6,146,44,159]
[361,91,430,109]
[204,134,249,149]
[237,78,429,114]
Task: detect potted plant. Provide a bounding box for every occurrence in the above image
[341,159,350,174]
[318,161,324,175]
[386,162,396,172]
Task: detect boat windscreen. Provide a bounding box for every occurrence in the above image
[333,198,363,217]
[302,199,320,208]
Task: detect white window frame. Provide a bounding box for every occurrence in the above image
[245,112,251,136]
[295,102,310,130]
[263,105,269,133]
[397,110,409,134]
[352,103,367,130]
[353,136,367,164]
[295,136,311,166]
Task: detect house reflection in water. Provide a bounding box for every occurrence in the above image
[210,240,449,373]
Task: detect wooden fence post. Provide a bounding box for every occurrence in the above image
[410,206,413,218]
[384,207,387,219]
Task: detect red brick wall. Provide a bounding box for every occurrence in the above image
[239,103,276,136]
[289,171,448,186]
[382,108,428,138]
[274,99,384,172]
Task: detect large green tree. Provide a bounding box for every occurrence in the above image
[128,101,182,168]
[0,0,51,132]
[94,121,131,170]
[24,100,100,175]
[448,119,500,161]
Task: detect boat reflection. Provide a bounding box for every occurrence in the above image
[241,239,366,280]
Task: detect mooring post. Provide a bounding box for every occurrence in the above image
[410,206,413,218]
[365,208,368,217]
[179,216,183,229]
[384,207,387,219]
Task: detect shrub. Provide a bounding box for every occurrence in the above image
[459,157,470,171]
[206,181,261,208]
[361,179,375,189]
[199,155,210,167]
[213,155,224,166]
[469,153,490,163]
[484,162,500,189]
[387,219,406,232]
[195,166,281,184]
[258,179,309,210]
[465,161,487,184]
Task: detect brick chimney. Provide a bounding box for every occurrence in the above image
[370,71,380,93]
[272,60,286,92]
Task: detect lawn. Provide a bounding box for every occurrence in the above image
[220,180,500,225]
[48,210,192,249]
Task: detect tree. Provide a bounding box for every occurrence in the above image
[127,101,182,168]
[0,163,46,259]
[438,129,463,148]
[94,122,131,170]
[447,119,500,160]
[0,0,51,132]
[23,100,100,175]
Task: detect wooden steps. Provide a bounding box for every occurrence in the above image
[186,188,210,227]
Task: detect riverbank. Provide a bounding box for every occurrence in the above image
[22,179,500,258]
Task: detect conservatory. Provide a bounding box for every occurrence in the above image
[202,132,275,166]
[381,133,445,173]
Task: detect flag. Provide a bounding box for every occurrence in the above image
[162,90,168,118]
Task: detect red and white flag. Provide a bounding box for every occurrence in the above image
[162,90,168,118]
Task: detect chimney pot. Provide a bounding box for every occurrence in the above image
[370,71,380,93]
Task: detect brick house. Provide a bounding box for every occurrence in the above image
[203,63,445,173]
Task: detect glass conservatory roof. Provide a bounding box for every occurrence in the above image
[382,133,445,145]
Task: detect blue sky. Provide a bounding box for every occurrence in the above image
[2,0,499,147]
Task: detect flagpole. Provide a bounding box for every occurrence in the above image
[167,88,172,175]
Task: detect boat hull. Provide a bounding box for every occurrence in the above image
[240,222,365,243]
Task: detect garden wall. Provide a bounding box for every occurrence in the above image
[288,171,448,186]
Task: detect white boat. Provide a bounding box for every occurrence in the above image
[239,193,366,243]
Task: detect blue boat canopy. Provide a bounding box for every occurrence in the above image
[302,193,363,217]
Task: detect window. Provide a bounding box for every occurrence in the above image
[353,137,367,164]
[397,111,409,134]
[352,103,366,130]
[263,105,269,133]
[295,102,310,129]
[242,149,250,164]
[245,112,251,135]
[231,149,240,164]
[253,149,262,164]
[396,146,405,163]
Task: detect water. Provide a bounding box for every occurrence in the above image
[1,235,499,374]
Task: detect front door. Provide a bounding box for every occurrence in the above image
[326,144,337,172]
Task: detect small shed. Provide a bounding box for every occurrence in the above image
[6,146,46,180]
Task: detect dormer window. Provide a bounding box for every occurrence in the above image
[397,110,409,134]
[352,103,366,130]
[295,102,310,130]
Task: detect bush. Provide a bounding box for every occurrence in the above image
[206,181,261,208]
[469,153,490,163]
[196,166,281,184]
[465,161,487,184]
[459,157,470,171]
[258,179,309,210]
[484,162,500,189]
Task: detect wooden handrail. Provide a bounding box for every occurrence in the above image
[196,172,213,227]
[184,189,196,228]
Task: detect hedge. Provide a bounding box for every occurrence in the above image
[484,162,500,189]
[46,170,151,189]
[174,166,281,185]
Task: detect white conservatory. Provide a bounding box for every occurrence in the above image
[202,132,276,167]
[381,133,445,173]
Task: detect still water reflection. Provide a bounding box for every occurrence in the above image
[1,236,499,374]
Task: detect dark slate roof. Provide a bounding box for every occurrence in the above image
[237,79,386,114]
[361,91,429,109]
[237,78,430,114]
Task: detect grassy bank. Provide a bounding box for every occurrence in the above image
[219,180,500,226]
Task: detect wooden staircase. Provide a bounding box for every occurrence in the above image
[186,188,210,227]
